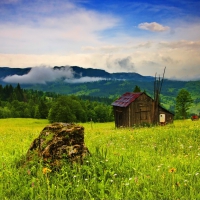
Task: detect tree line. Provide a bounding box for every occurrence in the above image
[0,83,195,122]
[0,84,114,122]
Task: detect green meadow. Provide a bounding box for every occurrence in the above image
[1,118,200,199]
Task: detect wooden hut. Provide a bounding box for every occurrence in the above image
[111,92,174,127]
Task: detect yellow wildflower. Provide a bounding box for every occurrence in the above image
[169,167,176,173]
[43,167,52,174]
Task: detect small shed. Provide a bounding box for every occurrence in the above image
[111,92,174,127]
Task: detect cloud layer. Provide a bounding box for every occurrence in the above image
[0,0,200,80]
[3,66,74,84]
[64,77,106,84]
[2,66,107,84]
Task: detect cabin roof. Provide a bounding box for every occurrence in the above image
[159,105,175,115]
[111,92,143,107]
[112,92,174,115]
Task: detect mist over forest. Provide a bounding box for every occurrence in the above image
[0,66,200,116]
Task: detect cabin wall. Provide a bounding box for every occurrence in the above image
[159,107,174,124]
[113,93,155,127]
[113,106,128,127]
[113,93,174,127]
[130,93,154,126]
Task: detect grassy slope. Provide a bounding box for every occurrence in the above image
[1,118,200,199]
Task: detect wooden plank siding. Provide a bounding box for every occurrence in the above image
[130,93,154,125]
[113,92,174,127]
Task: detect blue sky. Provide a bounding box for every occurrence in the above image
[0,0,200,80]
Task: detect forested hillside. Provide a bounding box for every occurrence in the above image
[0,84,113,122]
[18,79,200,115]
[1,66,200,116]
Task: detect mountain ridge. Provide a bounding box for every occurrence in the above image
[0,66,200,114]
[0,66,154,83]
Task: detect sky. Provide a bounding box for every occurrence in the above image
[0,0,200,81]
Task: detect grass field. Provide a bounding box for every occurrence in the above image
[0,118,200,199]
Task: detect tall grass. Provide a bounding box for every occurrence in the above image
[0,118,200,199]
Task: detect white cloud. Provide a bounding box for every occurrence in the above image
[0,0,200,81]
[64,77,106,83]
[135,41,152,49]
[2,65,108,84]
[159,40,200,50]
[0,0,120,54]
[82,45,122,53]
[3,66,74,84]
[1,39,200,81]
[82,41,153,54]
[138,22,170,32]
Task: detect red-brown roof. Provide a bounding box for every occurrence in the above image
[111,92,143,107]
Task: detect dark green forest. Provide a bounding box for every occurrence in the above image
[0,84,114,122]
[21,79,200,114]
[1,78,200,121]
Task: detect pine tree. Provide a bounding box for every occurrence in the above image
[38,99,48,119]
[14,83,24,101]
[34,106,41,118]
[133,85,141,92]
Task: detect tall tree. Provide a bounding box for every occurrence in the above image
[94,104,110,122]
[38,99,48,119]
[175,89,193,119]
[34,106,41,119]
[48,96,76,123]
[14,83,24,101]
[133,85,141,92]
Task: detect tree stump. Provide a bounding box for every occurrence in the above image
[26,123,90,168]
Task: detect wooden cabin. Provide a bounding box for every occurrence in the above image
[111,92,174,127]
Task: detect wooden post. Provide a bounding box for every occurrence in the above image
[129,106,131,127]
